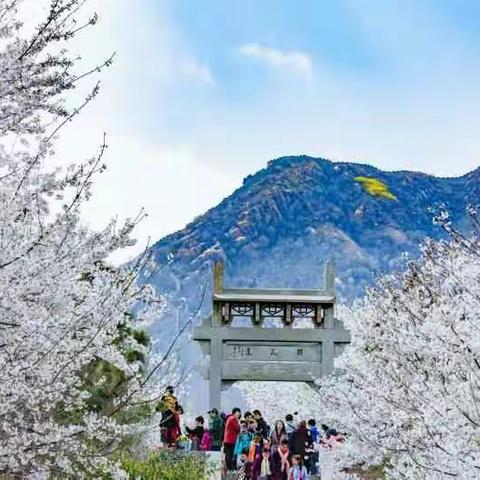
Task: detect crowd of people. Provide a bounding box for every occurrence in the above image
[158,387,344,479]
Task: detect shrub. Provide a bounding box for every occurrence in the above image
[121,452,215,480]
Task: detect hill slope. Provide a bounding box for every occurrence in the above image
[149,156,477,319]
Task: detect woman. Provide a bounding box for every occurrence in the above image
[291,421,312,467]
[186,415,205,451]
[271,439,291,480]
[269,420,287,450]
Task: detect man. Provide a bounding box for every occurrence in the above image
[253,409,270,439]
[223,407,241,471]
[208,408,224,452]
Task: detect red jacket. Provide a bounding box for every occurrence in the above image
[223,415,240,445]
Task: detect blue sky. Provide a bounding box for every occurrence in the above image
[57,0,480,260]
[137,0,480,175]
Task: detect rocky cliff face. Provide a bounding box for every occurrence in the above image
[149,156,476,317]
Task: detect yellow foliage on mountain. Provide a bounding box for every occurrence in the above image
[354,176,397,201]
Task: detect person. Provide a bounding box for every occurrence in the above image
[271,438,291,480]
[269,420,287,450]
[253,410,270,439]
[285,414,295,443]
[161,386,177,411]
[158,386,180,447]
[319,435,331,449]
[252,447,273,480]
[291,421,313,467]
[244,411,253,422]
[319,425,344,449]
[236,452,253,480]
[306,419,319,475]
[307,419,319,444]
[288,454,309,480]
[321,424,338,438]
[200,429,213,451]
[186,415,205,451]
[171,405,183,446]
[224,407,242,471]
[248,419,258,435]
[235,420,254,459]
[208,408,224,452]
[237,448,250,470]
[248,433,263,463]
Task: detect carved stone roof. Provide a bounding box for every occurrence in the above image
[213,288,334,304]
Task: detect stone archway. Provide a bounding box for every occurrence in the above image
[193,262,350,409]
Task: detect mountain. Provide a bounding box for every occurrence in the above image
[146,155,478,407]
[150,156,477,306]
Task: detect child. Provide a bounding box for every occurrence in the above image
[248,434,263,463]
[235,420,254,459]
[288,455,309,480]
[237,448,250,470]
[252,447,272,480]
[285,414,295,443]
[307,419,319,443]
[271,438,291,480]
[236,449,253,480]
[199,428,212,451]
[306,419,319,475]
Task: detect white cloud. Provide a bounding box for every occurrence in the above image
[182,58,215,85]
[238,43,313,78]
[49,0,230,263]
[79,140,237,264]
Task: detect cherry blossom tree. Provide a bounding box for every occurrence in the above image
[237,381,321,424]
[0,1,172,477]
[319,210,480,479]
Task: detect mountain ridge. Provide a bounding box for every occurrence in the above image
[148,155,478,345]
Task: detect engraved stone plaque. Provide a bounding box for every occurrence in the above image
[223,341,321,363]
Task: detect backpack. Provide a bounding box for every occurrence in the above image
[199,430,213,451]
